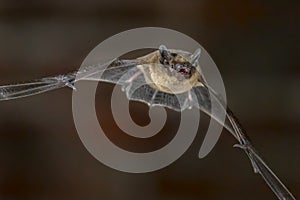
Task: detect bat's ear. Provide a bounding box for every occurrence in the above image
[159,45,171,63]
[190,48,201,65]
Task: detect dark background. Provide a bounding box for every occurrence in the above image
[0,0,299,199]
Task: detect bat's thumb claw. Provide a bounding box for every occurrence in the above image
[65,82,76,91]
[233,143,248,150]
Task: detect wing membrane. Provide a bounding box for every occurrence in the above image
[0,59,138,101]
[194,84,296,200]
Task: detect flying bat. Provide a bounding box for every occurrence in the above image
[0,45,295,200]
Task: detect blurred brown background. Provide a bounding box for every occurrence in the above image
[0,0,299,199]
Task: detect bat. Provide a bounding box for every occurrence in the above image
[0,45,295,200]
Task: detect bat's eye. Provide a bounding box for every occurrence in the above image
[159,57,169,65]
[163,59,169,65]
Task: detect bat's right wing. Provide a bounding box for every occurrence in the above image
[192,85,296,200]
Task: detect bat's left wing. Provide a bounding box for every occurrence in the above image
[0,59,138,101]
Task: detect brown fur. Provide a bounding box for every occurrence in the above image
[136,50,202,94]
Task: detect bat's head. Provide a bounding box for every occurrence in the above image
[136,45,202,94]
[158,45,201,79]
